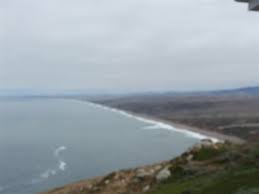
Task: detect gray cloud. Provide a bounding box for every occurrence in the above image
[1,0,259,92]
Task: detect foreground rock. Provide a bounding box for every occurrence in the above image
[155,167,171,182]
[40,162,169,194]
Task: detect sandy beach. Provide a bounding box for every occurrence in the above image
[136,112,245,144]
[85,100,245,144]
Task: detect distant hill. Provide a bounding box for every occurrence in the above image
[100,86,259,98]
[0,86,258,98]
[203,86,259,96]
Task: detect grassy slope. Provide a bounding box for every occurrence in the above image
[149,169,259,194]
[147,143,259,194]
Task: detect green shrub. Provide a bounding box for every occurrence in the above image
[193,147,224,161]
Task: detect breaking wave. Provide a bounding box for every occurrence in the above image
[31,146,68,184]
[54,146,67,171]
[86,102,219,143]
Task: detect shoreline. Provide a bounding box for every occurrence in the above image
[40,98,246,194]
[133,112,245,144]
[92,102,244,144]
[74,99,244,144]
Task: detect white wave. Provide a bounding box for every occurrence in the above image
[40,169,57,179]
[86,102,219,143]
[142,125,162,130]
[54,146,66,157]
[55,146,67,171]
[59,161,66,171]
[35,146,67,183]
[0,147,68,191]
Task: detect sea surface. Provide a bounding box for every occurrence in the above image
[0,98,202,194]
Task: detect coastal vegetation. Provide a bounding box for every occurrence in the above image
[148,142,259,194]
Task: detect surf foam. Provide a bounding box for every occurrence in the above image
[86,102,219,143]
[38,146,67,182]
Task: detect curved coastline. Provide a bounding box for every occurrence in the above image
[40,98,246,194]
[69,99,222,143]
[78,100,243,144]
[87,102,219,142]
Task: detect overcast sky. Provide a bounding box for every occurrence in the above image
[0,0,259,92]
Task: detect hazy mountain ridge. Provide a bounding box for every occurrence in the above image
[0,86,258,97]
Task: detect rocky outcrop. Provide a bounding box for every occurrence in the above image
[155,167,171,182]
[40,162,168,194]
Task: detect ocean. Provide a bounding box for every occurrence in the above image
[0,98,203,194]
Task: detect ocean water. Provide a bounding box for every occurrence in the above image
[0,98,202,194]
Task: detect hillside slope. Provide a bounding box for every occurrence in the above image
[41,141,259,194]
